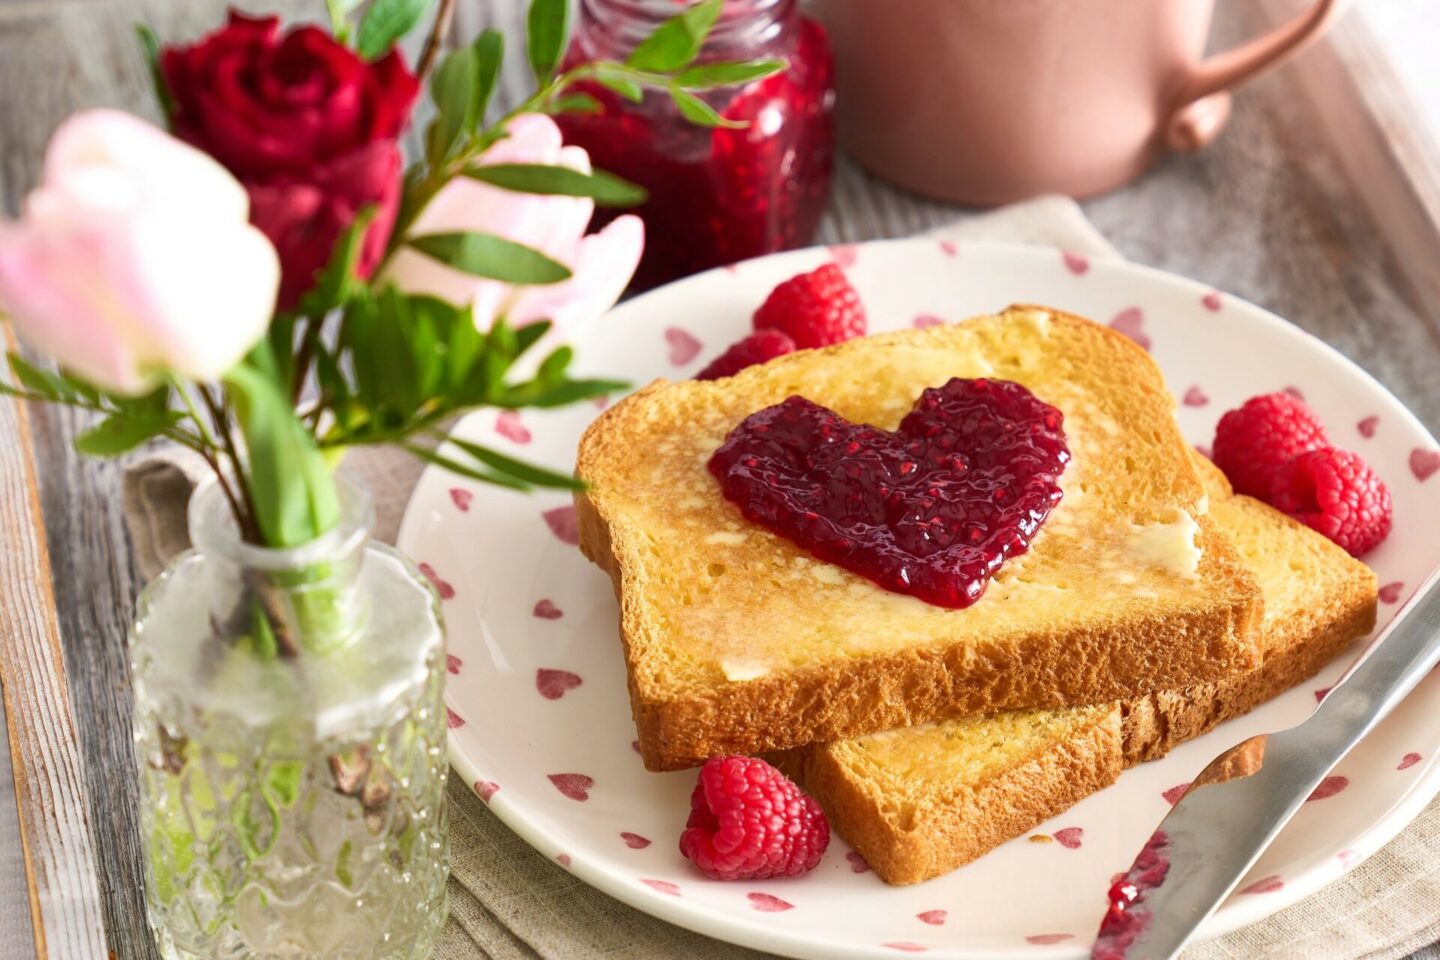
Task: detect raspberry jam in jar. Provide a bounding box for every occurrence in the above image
[557,0,835,290]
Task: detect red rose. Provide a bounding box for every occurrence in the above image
[161,12,419,309]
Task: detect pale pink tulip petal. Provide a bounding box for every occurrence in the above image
[507,215,644,334]
[0,111,277,395]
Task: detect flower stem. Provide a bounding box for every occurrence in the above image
[196,384,263,544]
[416,0,457,82]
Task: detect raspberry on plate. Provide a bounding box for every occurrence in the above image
[679,756,830,880]
[695,329,797,381]
[753,263,866,349]
[1271,446,1393,557]
[1212,392,1329,497]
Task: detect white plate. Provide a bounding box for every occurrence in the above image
[397,239,1440,959]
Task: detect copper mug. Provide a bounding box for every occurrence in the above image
[813,0,1345,205]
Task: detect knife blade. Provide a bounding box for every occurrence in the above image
[1092,562,1440,960]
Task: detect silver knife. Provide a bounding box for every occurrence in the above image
[1092,563,1440,960]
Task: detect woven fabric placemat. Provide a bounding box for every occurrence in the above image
[122,196,1440,960]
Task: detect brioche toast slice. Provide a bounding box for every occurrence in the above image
[576,306,1264,770]
[784,456,1378,885]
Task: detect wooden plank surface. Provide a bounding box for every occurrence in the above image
[0,326,105,960]
[0,1,1436,958]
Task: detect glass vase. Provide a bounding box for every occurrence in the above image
[130,471,449,960]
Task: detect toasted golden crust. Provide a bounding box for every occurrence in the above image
[793,466,1378,885]
[577,307,1264,770]
[778,706,1123,885]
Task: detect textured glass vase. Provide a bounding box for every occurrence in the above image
[130,472,449,960]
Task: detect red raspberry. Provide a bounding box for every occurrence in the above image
[753,263,866,349]
[695,329,797,381]
[1212,392,1329,497]
[1271,447,1392,556]
[679,756,830,880]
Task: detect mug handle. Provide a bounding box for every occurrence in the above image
[1164,0,1346,152]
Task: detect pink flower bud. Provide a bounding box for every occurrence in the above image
[0,110,279,395]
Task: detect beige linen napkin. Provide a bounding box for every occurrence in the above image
[121,195,1439,960]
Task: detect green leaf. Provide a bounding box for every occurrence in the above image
[8,353,72,401]
[444,304,484,391]
[61,373,102,406]
[268,313,298,393]
[296,207,377,316]
[476,317,518,402]
[134,24,177,120]
[312,344,352,428]
[402,444,532,492]
[113,384,170,418]
[668,86,743,128]
[225,348,341,548]
[426,46,477,165]
[500,377,628,408]
[594,71,644,103]
[356,0,433,60]
[514,320,552,358]
[547,93,603,116]
[74,407,182,457]
[536,345,573,383]
[403,294,453,398]
[446,436,583,490]
[471,30,505,126]
[526,0,570,82]
[409,232,572,284]
[462,163,646,207]
[626,0,722,73]
[371,286,421,418]
[676,58,786,89]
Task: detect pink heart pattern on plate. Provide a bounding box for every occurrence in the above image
[1411,448,1440,482]
[495,410,532,444]
[542,506,580,545]
[417,562,455,600]
[747,892,794,912]
[1308,776,1349,801]
[536,668,583,700]
[665,328,703,366]
[1026,934,1075,945]
[1108,307,1151,350]
[1239,875,1284,895]
[548,773,594,801]
[1162,783,1190,806]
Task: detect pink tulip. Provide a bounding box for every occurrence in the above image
[0,110,279,395]
[383,114,643,334]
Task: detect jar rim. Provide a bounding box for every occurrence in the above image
[187,468,374,572]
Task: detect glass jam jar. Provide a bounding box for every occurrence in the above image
[558,0,835,290]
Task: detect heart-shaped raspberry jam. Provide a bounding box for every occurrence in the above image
[708,378,1069,608]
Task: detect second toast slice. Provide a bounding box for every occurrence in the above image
[576,306,1264,770]
[784,456,1378,884]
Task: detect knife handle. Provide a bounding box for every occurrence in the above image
[1303,564,1440,758]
